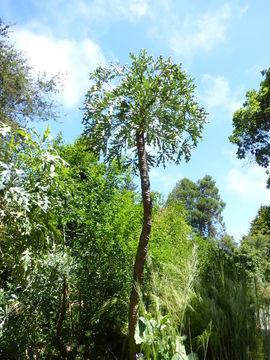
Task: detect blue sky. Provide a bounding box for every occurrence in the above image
[1,0,270,241]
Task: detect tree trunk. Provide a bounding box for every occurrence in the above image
[0,220,2,255]
[128,129,152,360]
[54,278,67,354]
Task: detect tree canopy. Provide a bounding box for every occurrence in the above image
[229,68,270,168]
[250,205,270,236]
[0,20,59,127]
[168,175,225,238]
[83,49,207,359]
[83,49,207,171]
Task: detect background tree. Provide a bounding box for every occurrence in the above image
[249,205,270,236]
[240,205,270,282]
[83,49,207,359]
[168,175,225,238]
[229,68,270,168]
[0,124,70,357]
[0,20,59,127]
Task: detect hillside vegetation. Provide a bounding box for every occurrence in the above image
[1,22,270,360]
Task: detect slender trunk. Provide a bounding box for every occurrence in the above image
[63,221,73,334]
[128,129,152,360]
[53,223,69,354]
[67,278,73,333]
[54,278,67,351]
[0,219,2,255]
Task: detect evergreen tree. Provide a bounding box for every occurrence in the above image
[169,175,225,238]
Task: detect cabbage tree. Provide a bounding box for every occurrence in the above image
[83,50,207,359]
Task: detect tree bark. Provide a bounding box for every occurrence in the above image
[0,220,2,255]
[128,129,152,360]
[54,278,67,354]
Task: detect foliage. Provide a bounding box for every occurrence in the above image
[82,49,207,170]
[135,245,199,360]
[2,123,267,359]
[229,68,270,168]
[149,200,192,266]
[83,49,206,359]
[0,20,59,127]
[1,31,270,359]
[58,139,144,357]
[241,205,270,286]
[0,123,67,261]
[187,245,266,360]
[0,126,143,358]
[0,124,70,357]
[249,205,270,236]
[168,175,225,238]
[0,246,74,358]
[135,312,190,360]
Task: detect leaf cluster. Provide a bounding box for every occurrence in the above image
[0,20,60,128]
[83,49,207,171]
[168,175,225,238]
[229,68,270,167]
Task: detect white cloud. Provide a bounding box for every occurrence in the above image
[239,4,249,17]
[225,165,270,202]
[129,0,148,18]
[43,0,149,24]
[76,0,148,22]
[201,74,243,115]
[76,0,149,22]
[169,4,231,57]
[13,28,105,107]
[111,0,149,21]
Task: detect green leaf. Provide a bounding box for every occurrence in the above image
[160,313,171,326]
[135,317,147,344]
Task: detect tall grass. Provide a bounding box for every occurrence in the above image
[136,244,270,360]
[187,249,270,360]
[136,245,198,359]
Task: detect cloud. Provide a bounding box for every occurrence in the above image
[74,0,149,23]
[32,0,149,25]
[239,4,249,17]
[169,4,231,57]
[201,74,243,116]
[225,165,270,202]
[112,0,149,20]
[13,27,105,107]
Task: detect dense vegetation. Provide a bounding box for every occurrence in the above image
[82,50,207,359]
[1,21,270,359]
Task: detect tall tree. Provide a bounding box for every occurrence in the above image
[169,175,225,238]
[240,205,270,281]
[82,50,207,359]
[229,68,270,168]
[250,205,270,236]
[0,20,59,127]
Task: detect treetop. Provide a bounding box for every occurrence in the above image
[229,68,270,168]
[83,49,207,171]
